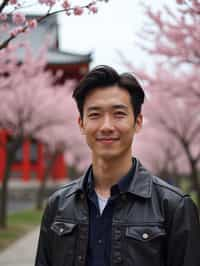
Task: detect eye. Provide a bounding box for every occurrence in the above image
[114,111,126,117]
[88,113,100,118]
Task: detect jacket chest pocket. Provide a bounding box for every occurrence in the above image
[124,225,166,266]
[50,221,78,266]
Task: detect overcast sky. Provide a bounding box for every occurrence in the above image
[21,0,174,73]
[58,0,174,72]
[59,0,142,72]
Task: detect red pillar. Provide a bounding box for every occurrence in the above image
[22,140,30,182]
[0,131,6,182]
[37,143,44,182]
[52,153,67,180]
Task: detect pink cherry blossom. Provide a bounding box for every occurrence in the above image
[10,27,21,37]
[10,28,18,37]
[28,19,38,29]
[73,6,84,16]
[9,0,17,4]
[12,12,26,25]
[0,13,7,21]
[0,22,8,32]
[89,5,98,14]
[38,0,56,6]
[62,0,70,9]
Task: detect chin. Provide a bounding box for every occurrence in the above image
[95,150,122,160]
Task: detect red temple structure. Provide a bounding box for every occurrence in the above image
[0,15,91,182]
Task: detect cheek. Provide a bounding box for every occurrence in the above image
[83,125,98,142]
[116,120,135,134]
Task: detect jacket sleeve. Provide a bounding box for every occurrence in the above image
[166,196,200,266]
[35,200,52,266]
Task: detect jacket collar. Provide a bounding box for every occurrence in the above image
[75,158,152,199]
[127,159,152,198]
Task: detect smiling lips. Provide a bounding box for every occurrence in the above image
[96,138,119,144]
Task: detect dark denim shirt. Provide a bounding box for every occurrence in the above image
[85,159,136,266]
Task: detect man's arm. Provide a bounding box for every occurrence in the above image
[166,196,200,266]
[35,201,52,266]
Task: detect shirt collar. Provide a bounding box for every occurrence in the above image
[76,158,152,199]
[117,158,135,193]
[85,158,136,196]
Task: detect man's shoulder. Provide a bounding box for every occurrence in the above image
[48,176,83,204]
[151,175,190,210]
[152,175,186,197]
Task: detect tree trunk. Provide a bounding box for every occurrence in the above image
[0,139,22,228]
[180,140,200,210]
[0,158,12,228]
[190,163,200,210]
[35,152,60,210]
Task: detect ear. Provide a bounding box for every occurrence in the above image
[78,116,85,135]
[135,113,143,133]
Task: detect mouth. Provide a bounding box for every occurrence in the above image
[96,138,119,144]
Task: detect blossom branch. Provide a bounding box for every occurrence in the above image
[0,0,100,50]
[0,0,9,13]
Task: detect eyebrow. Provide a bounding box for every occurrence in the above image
[112,104,128,110]
[87,104,129,112]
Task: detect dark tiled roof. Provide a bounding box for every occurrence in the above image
[0,14,91,64]
[47,48,92,64]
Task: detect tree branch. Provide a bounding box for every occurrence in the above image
[0,1,98,50]
[0,0,9,13]
[188,123,200,142]
[30,119,67,136]
[195,151,200,163]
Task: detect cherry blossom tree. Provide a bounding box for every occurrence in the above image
[139,0,200,67]
[0,44,89,227]
[134,117,184,185]
[119,1,199,208]
[35,86,91,210]
[0,0,107,226]
[131,66,200,207]
[0,0,106,50]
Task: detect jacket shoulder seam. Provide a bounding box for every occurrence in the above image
[152,176,187,197]
[59,179,80,189]
[48,177,81,201]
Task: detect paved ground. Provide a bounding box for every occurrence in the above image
[0,179,69,265]
[0,227,40,266]
[5,179,68,214]
[8,200,35,214]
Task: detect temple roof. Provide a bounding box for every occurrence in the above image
[0,14,91,64]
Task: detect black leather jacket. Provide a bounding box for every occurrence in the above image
[35,159,200,266]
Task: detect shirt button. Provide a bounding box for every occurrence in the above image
[98,239,103,244]
[142,233,149,239]
[116,256,122,263]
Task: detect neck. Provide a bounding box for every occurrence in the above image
[92,153,133,197]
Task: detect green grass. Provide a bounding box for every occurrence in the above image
[0,209,43,251]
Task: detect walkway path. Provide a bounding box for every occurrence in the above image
[0,227,40,266]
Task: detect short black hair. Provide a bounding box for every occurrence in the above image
[72,65,145,120]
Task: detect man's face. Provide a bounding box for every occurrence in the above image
[78,86,142,160]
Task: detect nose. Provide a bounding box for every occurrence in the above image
[100,115,114,132]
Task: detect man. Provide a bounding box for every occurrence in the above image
[35,65,200,266]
